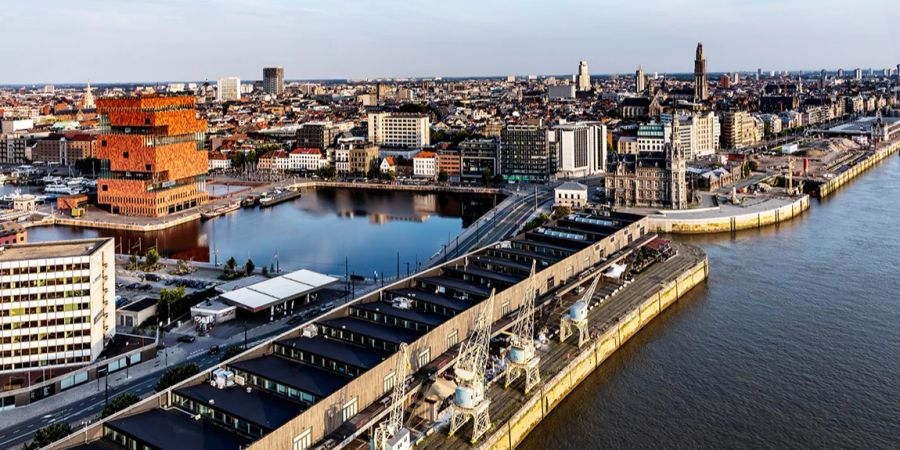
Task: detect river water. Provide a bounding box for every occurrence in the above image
[25,188,501,278]
[520,157,900,448]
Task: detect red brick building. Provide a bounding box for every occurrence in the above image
[0,222,26,245]
[96,96,209,216]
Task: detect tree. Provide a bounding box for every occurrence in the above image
[159,286,186,325]
[551,205,572,220]
[144,247,160,271]
[314,163,337,180]
[437,170,449,183]
[127,253,140,270]
[481,169,492,185]
[748,160,759,172]
[155,363,200,392]
[231,151,247,168]
[244,258,255,275]
[367,163,380,180]
[261,265,269,276]
[219,345,245,362]
[74,157,101,176]
[223,256,238,278]
[102,392,141,418]
[25,423,72,449]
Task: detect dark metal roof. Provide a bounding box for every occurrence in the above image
[418,276,493,297]
[277,335,388,369]
[320,317,422,344]
[174,382,306,431]
[229,355,350,398]
[442,264,524,285]
[105,408,252,450]
[387,288,472,312]
[353,301,447,327]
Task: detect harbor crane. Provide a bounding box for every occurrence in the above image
[505,260,541,394]
[448,290,495,444]
[560,274,600,348]
[372,343,411,450]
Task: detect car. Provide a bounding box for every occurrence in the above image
[287,315,305,325]
[138,284,153,291]
[144,273,161,282]
[207,345,220,355]
[318,302,335,313]
[177,335,196,343]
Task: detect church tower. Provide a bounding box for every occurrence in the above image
[694,43,709,102]
[667,117,688,209]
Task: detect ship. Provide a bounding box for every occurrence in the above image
[200,202,241,220]
[258,188,301,207]
[240,194,259,208]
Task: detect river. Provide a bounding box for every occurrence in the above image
[520,157,900,448]
[24,188,501,278]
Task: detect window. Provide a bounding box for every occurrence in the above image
[417,347,431,368]
[501,301,511,316]
[101,140,107,147]
[383,371,396,393]
[447,329,459,348]
[123,152,129,159]
[341,397,358,422]
[293,429,312,450]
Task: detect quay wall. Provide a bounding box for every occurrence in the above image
[480,255,709,450]
[647,195,809,234]
[817,139,900,198]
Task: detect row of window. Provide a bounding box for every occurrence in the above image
[2,276,86,289]
[173,393,266,438]
[0,353,89,372]
[1,314,90,331]
[0,263,89,276]
[231,368,319,405]
[0,341,90,358]
[349,308,432,334]
[0,289,90,303]
[0,328,89,345]
[273,344,363,378]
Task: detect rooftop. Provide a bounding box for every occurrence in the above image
[174,382,306,431]
[0,238,111,263]
[105,408,252,450]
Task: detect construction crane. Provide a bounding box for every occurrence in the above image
[448,289,495,444]
[560,274,600,348]
[505,260,540,394]
[372,343,411,450]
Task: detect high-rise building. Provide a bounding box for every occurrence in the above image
[853,68,863,80]
[694,42,709,102]
[552,122,607,177]
[576,60,590,91]
[0,134,29,164]
[838,68,845,78]
[367,112,430,148]
[0,238,115,374]
[216,77,241,101]
[263,67,284,95]
[500,123,553,182]
[721,110,763,149]
[96,96,209,216]
[675,112,721,159]
[635,66,646,94]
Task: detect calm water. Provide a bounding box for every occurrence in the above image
[27,188,500,277]
[521,157,900,448]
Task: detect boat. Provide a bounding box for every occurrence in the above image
[200,202,241,220]
[240,194,259,208]
[45,183,83,196]
[42,175,61,185]
[259,188,302,207]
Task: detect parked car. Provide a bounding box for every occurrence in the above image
[144,273,161,282]
[318,302,335,313]
[177,335,196,343]
[287,315,305,325]
[207,345,220,355]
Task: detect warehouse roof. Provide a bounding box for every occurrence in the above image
[220,269,339,312]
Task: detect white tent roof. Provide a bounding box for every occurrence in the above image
[219,269,339,312]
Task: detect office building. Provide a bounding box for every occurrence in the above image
[367,112,430,148]
[635,66,645,94]
[217,77,241,102]
[576,60,590,91]
[263,67,284,95]
[295,122,337,150]
[0,238,115,374]
[96,96,209,217]
[0,134,29,164]
[552,122,607,177]
[636,122,672,153]
[675,112,721,159]
[694,42,709,102]
[459,139,499,182]
[500,123,553,182]
[853,68,863,80]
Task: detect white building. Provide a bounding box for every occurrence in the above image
[1,119,34,134]
[576,60,590,91]
[217,77,241,102]
[333,147,350,174]
[676,112,721,159]
[367,112,430,148]
[637,122,672,152]
[289,148,326,171]
[554,181,588,208]
[552,122,607,177]
[413,151,437,178]
[0,238,115,374]
[208,152,232,171]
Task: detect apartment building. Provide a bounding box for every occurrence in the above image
[0,238,116,375]
[413,151,437,178]
[459,139,499,182]
[675,112,720,159]
[500,124,554,182]
[263,67,284,96]
[721,110,763,149]
[367,112,430,148]
[217,77,241,102]
[552,122,607,177]
[33,133,97,165]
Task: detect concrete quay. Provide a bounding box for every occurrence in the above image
[417,243,708,450]
[815,138,900,199]
[642,195,810,234]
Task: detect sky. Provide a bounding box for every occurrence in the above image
[3,0,900,84]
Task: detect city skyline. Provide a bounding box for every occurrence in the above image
[3,0,900,84]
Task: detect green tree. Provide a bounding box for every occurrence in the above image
[224,256,238,276]
[367,163,380,180]
[245,149,258,164]
[144,247,160,271]
[159,286,186,325]
[245,258,255,275]
[155,363,200,392]
[219,345,245,362]
[231,151,247,168]
[748,160,759,172]
[25,423,72,449]
[437,170,449,183]
[261,265,269,276]
[127,253,140,270]
[314,163,337,180]
[481,169,492,185]
[102,392,141,418]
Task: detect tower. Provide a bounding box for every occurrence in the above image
[263,67,284,95]
[667,116,688,209]
[81,82,95,109]
[635,66,646,94]
[694,43,709,102]
[576,61,590,91]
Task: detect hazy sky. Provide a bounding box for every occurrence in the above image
[4,0,900,84]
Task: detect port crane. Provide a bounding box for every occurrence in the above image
[372,343,411,450]
[505,260,541,394]
[560,274,600,348]
[448,289,495,444]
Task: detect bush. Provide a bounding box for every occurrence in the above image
[144,247,161,271]
[219,345,246,362]
[102,392,141,418]
[155,363,200,392]
[25,423,72,449]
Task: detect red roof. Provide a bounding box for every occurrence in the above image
[291,147,321,155]
[414,151,437,159]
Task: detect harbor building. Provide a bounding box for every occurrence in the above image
[95,96,209,217]
[49,211,652,450]
[0,238,115,375]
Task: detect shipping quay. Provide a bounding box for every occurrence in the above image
[47,210,707,450]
